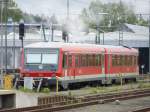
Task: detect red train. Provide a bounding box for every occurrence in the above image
[20,42,139,89]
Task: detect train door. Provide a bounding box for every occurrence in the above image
[67,54,73,79]
[101,54,104,74]
[72,54,76,79]
[73,54,81,79]
[63,53,75,80]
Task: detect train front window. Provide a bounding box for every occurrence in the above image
[26,54,41,64]
[42,53,58,64]
[25,48,59,71]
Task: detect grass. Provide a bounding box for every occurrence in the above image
[18,86,33,92]
[40,87,50,93]
[88,82,150,95]
[18,86,51,93]
[137,82,150,89]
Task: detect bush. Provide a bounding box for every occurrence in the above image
[19,86,33,92]
[41,88,50,93]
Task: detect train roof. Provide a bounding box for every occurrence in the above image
[24,42,138,55]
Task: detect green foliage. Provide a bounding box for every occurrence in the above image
[0,0,43,23]
[41,87,50,93]
[19,86,33,92]
[0,0,23,22]
[80,1,148,32]
[138,83,150,89]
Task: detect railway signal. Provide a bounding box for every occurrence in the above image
[19,20,25,48]
[62,23,69,42]
[19,23,24,40]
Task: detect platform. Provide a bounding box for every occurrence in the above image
[0,90,16,109]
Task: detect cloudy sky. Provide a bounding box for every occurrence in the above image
[16,0,150,17]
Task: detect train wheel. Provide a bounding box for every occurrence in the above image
[62,83,68,90]
[125,79,129,83]
[132,78,137,83]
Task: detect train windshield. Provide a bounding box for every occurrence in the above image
[26,53,58,64]
[24,48,59,71]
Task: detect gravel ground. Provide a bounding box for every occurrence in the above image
[57,96,150,112]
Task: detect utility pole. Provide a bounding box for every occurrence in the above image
[149,0,150,74]
[51,24,54,42]
[118,0,123,46]
[4,0,8,74]
[13,21,15,70]
[0,0,4,88]
[67,0,69,19]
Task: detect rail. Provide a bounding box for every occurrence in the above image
[0,88,150,112]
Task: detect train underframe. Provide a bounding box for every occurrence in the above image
[39,73,138,90]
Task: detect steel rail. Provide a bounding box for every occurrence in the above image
[0,89,150,112]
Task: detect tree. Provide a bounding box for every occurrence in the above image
[0,0,23,22]
[80,1,148,32]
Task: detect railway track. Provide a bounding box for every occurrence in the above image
[0,89,150,112]
[128,107,150,112]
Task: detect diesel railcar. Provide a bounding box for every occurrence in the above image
[20,42,138,89]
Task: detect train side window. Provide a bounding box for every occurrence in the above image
[101,54,104,67]
[123,56,125,66]
[89,55,93,66]
[85,55,87,67]
[125,56,128,66]
[114,55,117,66]
[132,56,134,66]
[75,55,79,67]
[135,56,137,66]
[129,56,131,66]
[126,56,129,66]
[92,54,95,66]
[88,55,91,66]
[81,55,83,67]
[116,55,119,66]
[81,55,86,67]
[120,55,123,66]
[134,56,137,66]
[86,54,88,66]
[95,55,99,66]
[136,56,138,65]
[88,55,92,66]
[78,55,81,67]
[134,56,136,66]
[99,54,101,66]
[68,55,72,67]
[128,56,130,66]
[108,55,111,70]
[112,55,115,66]
[63,54,67,68]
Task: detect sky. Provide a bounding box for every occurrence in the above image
[16,0,150,18]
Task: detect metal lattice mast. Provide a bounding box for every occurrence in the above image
[149,1,150,73]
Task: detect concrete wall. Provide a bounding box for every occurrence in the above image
[0,92,16,109]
